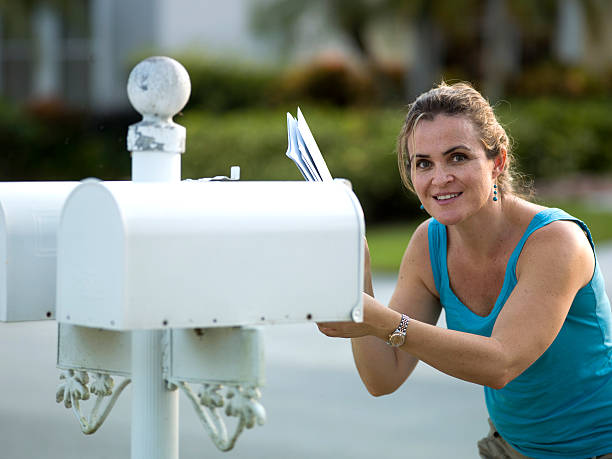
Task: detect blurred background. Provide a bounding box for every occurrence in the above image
[1,0,612,265]
[1,1,612,457]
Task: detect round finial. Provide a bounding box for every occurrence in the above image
[127,56,191,121]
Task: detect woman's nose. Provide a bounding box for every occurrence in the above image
[431,167,453,185]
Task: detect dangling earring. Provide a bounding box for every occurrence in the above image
[420,204,425,210]
[493,184,498,202]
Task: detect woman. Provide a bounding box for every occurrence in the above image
[317,82,612,458]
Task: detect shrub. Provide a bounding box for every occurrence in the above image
[0,99,131,181]
[176,58,281,112]
[507,62,610,98]
[181,106,420,223]
[174,54,382,110]
[181,98,612,222]
[279,56,376,107]
[4,96,612,224]
[495,97,612,180]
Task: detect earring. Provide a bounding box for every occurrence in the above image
[420,204,425,210]
[493,184,498,202]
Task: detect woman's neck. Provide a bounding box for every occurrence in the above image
[447,195,522,259]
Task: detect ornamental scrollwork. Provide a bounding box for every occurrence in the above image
[225,385,266,430]
[56,370,131,434]
[176,381,266,451]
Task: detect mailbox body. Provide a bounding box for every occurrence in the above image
[0,182,77,321]
[57,181,364,330]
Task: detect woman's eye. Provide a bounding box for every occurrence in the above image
[415,159,431,169]
[451,153,467,162]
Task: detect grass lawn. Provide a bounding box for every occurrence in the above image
[366,199,612,273]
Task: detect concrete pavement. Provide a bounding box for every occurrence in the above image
[0,243,610,459]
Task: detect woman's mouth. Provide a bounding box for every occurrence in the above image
[433,192,462,203]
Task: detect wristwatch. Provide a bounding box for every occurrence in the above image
[387,314,410,347]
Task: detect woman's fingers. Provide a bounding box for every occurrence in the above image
[316,323,338,336]
[317,322,368,338]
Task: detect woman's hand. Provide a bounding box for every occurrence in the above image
[317,293,411,396]
[317,292,403,341]
[317,320,373,339]
[317,238,380,339]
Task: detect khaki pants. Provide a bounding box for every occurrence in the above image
[478,419,612,459]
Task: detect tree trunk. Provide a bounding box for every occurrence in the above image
[480,0,520,101]
[405,15,444,101]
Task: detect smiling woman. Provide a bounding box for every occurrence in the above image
[397,82,528,203]
[408,114,501,226]
[317,82,612,458]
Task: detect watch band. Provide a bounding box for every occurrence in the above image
[387,313,410,347]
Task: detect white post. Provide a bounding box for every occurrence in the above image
[90,0,121,111]
[32,3,61,100]
[555,0,586,65]
[126,56,191,459]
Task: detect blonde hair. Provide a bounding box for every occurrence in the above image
[397,82,531,199]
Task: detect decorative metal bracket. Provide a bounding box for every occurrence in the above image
[56,370,131,434]
[174,380,266,451]
[56,325,264,450]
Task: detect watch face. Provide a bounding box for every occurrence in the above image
[389,333,404,347]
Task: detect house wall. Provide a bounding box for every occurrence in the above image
[90,0,156,111]
[156,0,271,62]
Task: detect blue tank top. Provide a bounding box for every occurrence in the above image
[428,208,612,458]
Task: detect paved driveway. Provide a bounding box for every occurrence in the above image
[1,244,610,459]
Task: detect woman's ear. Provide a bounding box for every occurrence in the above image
[492,147,507,179]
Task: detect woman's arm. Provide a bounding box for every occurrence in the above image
[320,220,594,390]
[319,221,442,396]
[393,220,594,388]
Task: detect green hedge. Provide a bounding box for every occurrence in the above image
[177,56,378,110]
[3,97,612,224]
[181,59,280,112]
[181,98,612,222]
[181,106,418,222]
[175,55,612,110]
[495,97,612,179]
[0,101,131,181]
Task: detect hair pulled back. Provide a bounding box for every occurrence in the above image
[397,82,530,199]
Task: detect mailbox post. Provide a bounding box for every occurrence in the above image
[126,56,189,459]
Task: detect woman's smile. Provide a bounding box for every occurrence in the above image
[433,192,463,204]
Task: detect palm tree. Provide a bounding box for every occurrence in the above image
[251,0,605,102]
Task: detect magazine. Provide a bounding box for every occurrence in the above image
[285,108,333,182]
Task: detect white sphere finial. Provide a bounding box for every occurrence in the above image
[127,56,191,121]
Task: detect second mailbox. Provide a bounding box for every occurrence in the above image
[57,180,364,330]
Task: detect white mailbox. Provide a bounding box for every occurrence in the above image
[0,182,77,321]
[57,180,364,330]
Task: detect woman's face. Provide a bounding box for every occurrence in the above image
[409,114,499,226]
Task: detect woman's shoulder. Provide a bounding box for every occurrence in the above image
[397,218,434,272]
[514,202,594,284]
[523,216,591,252]
[506,197,546,223]
[409,217,436,252]
[510,198,586,242]
[398,218,439,299]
